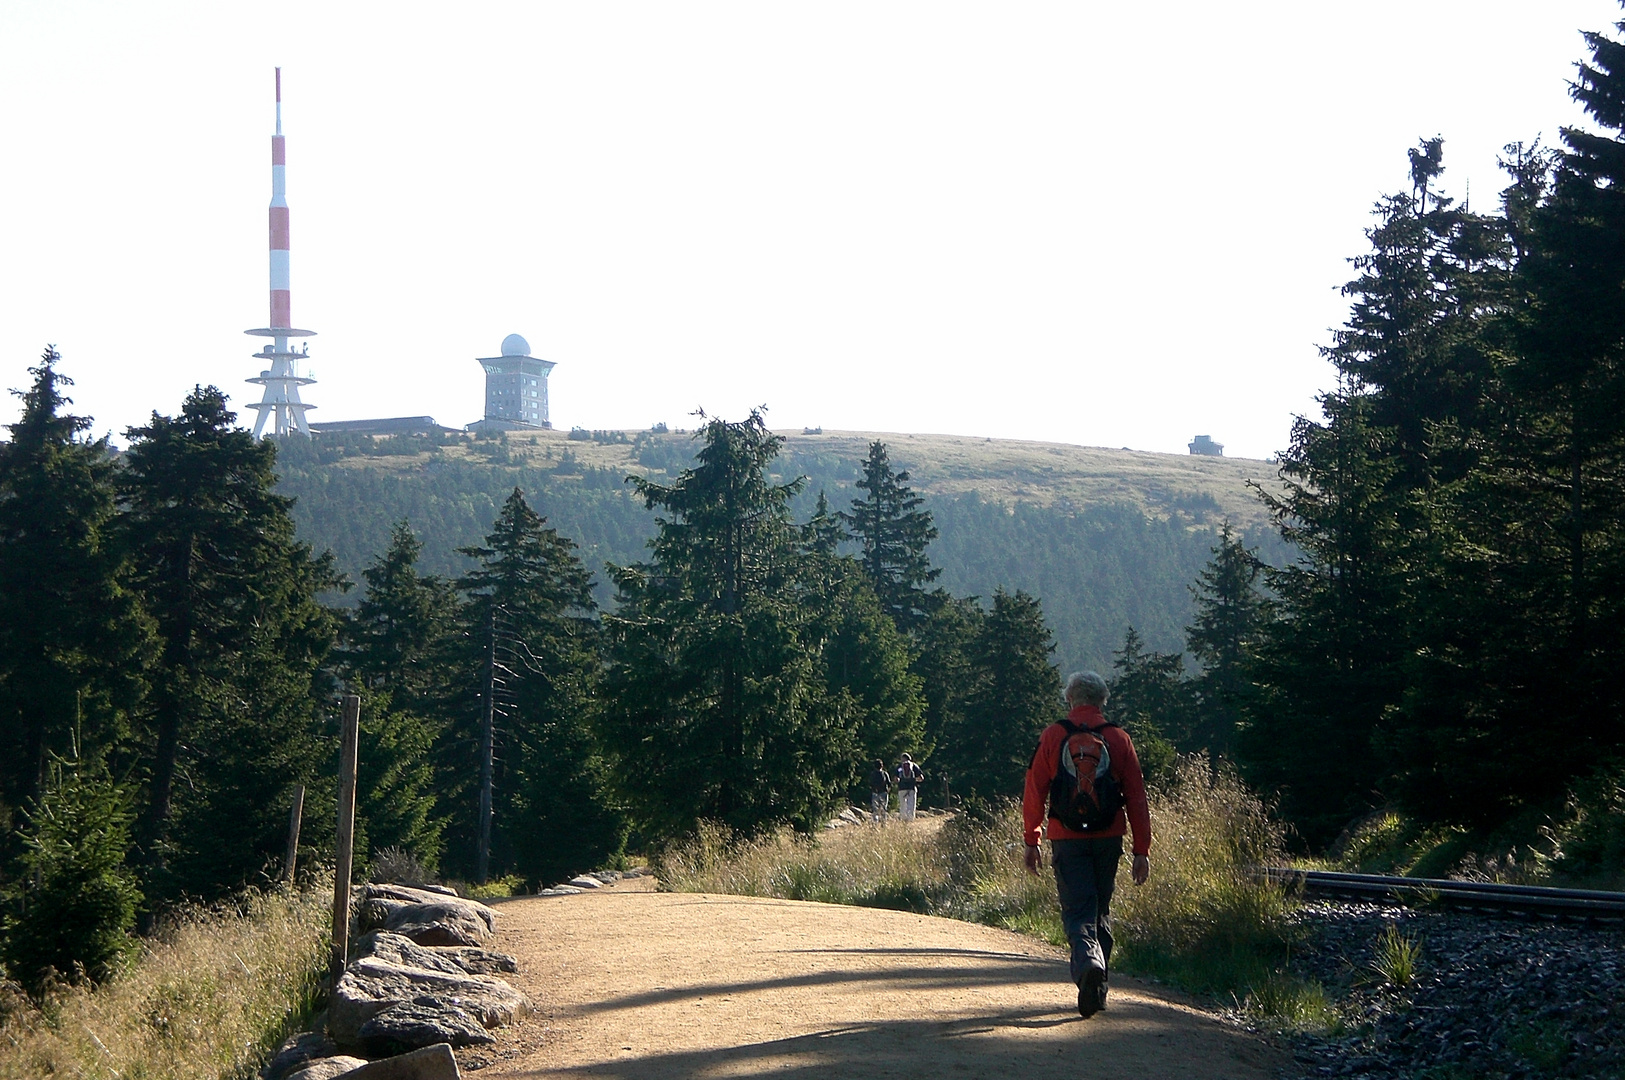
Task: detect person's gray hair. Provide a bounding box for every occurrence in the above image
[1064,670,1110,707]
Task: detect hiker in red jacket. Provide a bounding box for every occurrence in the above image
[1023,670,1152,1018]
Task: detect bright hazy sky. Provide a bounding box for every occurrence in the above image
[2,1,1619,460]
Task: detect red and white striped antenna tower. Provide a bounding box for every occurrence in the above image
[245,67,317,438]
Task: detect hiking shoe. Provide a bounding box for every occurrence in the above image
[1077,967,1105,1018]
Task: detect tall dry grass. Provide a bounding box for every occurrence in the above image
[1108,758,1296,993]
[0,886,329,1080]
[660,758,1331,1026]
[658,817,953,913]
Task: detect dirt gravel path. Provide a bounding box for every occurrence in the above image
[465,878,1287,1079]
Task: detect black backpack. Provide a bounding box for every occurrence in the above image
[1047,719,1125,833]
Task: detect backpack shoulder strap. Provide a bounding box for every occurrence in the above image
[1031,719,1075,770]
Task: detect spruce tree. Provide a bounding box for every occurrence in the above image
[348,520,457,716]
[0,349,154,842]
[1184,523,1266,755]
[1493,8,1625,785]
[804,490,845,560]
[938,589,1057,800]
[120,388,339,898]
[604,410,859,839]
[911,593,984,800]
[1235,140,1522,842]
[801,492,927,789]
[351,688,447,875]
[836,444,963,792]
[1241,387,1409,846]
[1283,26,1625,831]
[1107,628,1187,779]
[1,761,140,993]
[342,525,456,873]
[1381,14,1625,826]
[1334,139,1512,488]
[453,488,617,886]
[841,441,941,632]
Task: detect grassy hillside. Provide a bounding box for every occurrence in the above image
[772,430,1277,529]
[274,427,1286,673]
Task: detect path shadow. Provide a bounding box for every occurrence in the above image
[574,949,1070,1015]
[508,1008,1224,1079]
[787,945,1046,962]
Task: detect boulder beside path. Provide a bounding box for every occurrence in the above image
[360,884,498,947]
[332,1042,462,1079]
[282,1044,460,1080]
[328,943,529,1054]
[355,930,519,976]
[283,1057,371,1080]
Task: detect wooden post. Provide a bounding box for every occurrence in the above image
[330,695,360,983]
[283,783,305,885]
[477,605,495,885]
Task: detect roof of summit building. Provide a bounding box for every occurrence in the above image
[308,416,456,435]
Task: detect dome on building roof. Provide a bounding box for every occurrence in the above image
[500,333,531,357]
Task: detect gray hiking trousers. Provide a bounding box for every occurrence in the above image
[1051,835,1122,984]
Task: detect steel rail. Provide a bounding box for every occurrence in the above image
[1265,868,1625,920]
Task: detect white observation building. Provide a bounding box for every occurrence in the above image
[471,334,555,431]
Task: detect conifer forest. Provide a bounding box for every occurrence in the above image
[3,11,1625,996]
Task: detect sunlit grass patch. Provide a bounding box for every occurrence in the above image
[1543,761,1625,891]
[1336,811,1409,870]
[465,874,526,900]
[1332,810,1472,879]
[1366,921,1422,988]
[1243,976,1344,1033]
[0,885,329,1080]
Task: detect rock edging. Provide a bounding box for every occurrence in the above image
[264,885,527,1080]
[536,866,649,896]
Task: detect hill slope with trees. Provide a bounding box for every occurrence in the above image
[272,427,1284,675]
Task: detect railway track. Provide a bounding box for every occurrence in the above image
[1265,867,1625,921]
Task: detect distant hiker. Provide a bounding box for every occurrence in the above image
[896,754,924,821]
[1023,670,1152,1019]
[869,758,891,823]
